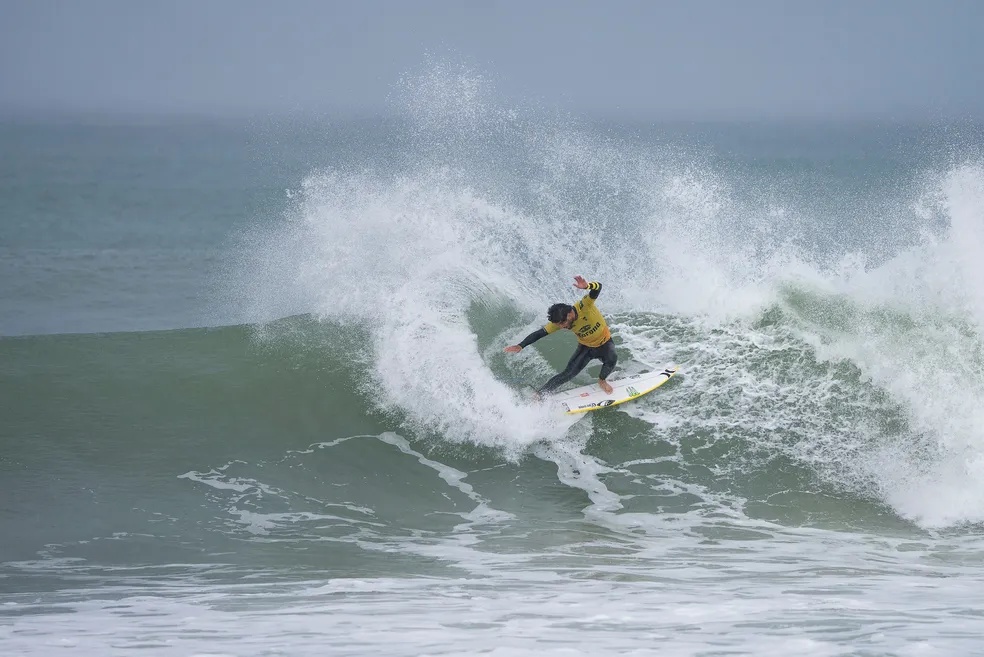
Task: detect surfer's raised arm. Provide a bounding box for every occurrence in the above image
[503,275,616,395]
[582,278,602,300]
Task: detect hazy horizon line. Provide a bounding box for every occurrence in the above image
[2,101,981,127]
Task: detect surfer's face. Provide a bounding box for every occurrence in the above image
[561,309,576,328]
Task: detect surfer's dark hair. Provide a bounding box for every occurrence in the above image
[547,303,574,324]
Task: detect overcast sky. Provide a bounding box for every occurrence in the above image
[2,0,982,120]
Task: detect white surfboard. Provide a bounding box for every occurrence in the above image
[549,366,680,415]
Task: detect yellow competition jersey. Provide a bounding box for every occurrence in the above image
[544,293,611,347]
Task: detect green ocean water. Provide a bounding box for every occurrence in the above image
[3,88,984,655]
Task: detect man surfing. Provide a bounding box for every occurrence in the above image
[504,276,617,396]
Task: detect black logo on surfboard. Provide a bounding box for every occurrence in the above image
[575,399,616,410]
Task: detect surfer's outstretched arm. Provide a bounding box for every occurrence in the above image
[503,328,548,353]
[518,328,548,348]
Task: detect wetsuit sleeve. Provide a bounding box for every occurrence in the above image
[587,281,602,300]
[518,328,548,348]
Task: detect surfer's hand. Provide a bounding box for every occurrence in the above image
[573,276,588,289]
[504,345,522,353]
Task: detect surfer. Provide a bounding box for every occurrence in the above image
[504,276,617,395]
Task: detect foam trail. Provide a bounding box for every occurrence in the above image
[377,431,513,526]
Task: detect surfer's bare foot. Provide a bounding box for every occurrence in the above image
[599,379,613,394]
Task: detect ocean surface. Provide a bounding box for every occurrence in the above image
[3,75,984,656]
